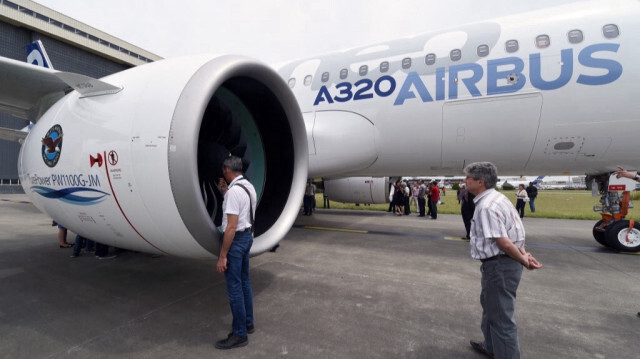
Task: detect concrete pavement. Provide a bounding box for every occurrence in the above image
[1,194,638,358]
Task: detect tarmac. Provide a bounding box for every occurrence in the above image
[1,194,639,359]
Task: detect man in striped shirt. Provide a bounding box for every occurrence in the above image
[464,162,542,359]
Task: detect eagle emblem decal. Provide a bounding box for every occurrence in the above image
[41,124,63,167]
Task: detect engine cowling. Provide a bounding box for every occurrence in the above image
[18,55,308,258]
[323,177,390,204]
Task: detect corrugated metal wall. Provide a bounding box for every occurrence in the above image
[0,20,130,183]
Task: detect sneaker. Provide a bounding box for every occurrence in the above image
[215,334,248,350]
[70,253,79,258]
[97,254,117,260]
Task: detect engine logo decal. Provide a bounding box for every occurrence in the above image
[31,186,110,205]
[41,124,63,168]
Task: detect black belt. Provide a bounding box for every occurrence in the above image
[237,227,252,233]
[480,254,509,263]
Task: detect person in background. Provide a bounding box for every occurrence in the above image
[410,183,419,213]
[429,180,440,219]
[417,180,427,217]
[70,234,94,258]
[515,184,528,219]
[57,224,71,248]
[612,165,640,320]
[303,179,316,216]
[459,184,475,240]
[525,182,538,213]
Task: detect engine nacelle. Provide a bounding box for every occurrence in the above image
[18,55,308,258]
[323,177,390,204]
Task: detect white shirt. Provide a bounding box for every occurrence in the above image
[221,176,257,233]
[470,188,526,260]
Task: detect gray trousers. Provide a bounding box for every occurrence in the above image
[480,256,523,359]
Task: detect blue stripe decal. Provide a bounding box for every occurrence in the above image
[31,186,110,206]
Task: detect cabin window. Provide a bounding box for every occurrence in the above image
[568,30,583,44]
[477,45,489,57]
[288,78,296,88]
[535,34,550,48]
[450,49,462,61]
[321,72,329,82]
[505,40,519,53]
[425,53,436,65]
[402,57,412,69]
[380,61,389,73]
[340,68,348,79]
[359,65,368,76]
[304,75,312,86]
[603,24,619,39]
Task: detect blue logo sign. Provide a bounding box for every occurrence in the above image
[41,124,63,168]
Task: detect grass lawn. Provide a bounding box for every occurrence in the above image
[316,190,640,220]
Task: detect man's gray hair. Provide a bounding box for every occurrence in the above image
[222,155,243,173]
[464,162,498,189]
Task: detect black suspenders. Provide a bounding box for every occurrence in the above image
[233,181,254,234]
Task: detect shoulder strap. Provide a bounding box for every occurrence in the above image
[234,182,254,233]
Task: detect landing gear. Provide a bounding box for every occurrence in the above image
[589,173,639,251]
[605,220,640,252]
[592,219,607,247]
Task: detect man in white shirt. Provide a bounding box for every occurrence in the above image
[464,162,542,359]
[215,156,257,350]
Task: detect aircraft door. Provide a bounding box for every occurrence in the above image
[441,93,542,172]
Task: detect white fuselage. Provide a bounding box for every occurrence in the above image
[280,0,640,177]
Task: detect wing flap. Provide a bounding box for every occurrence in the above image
[0,56,68,121]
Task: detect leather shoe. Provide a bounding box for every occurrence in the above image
[215,334,247,350]
[470,340,494,358]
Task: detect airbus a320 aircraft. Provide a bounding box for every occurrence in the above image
[0,0,639,257]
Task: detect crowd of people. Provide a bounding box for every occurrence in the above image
[388,179,441,219]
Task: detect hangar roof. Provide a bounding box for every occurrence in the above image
[0,0,163,66]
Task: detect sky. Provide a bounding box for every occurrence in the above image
[33,0,579,66]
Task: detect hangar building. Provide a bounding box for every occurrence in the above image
[0,0,162,192]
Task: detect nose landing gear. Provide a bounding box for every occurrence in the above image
[590,174,640,252]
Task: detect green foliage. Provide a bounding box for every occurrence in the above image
[451,183,460,191]
[501,182,515,191]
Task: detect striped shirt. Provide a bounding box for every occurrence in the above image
[470,188,525,260]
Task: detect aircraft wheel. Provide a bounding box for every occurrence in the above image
[592,219,609,247]
[605,220,640,252]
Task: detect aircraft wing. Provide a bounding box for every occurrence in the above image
[0,127,28,143]
[0,56,68,122]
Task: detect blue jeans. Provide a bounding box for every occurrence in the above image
[303,195,314,215]
[529,198,536,212]
[224,231,254,337]
[73,235,94,256]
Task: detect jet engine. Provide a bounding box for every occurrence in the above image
[18,55,308,258]
[323,177,391,204]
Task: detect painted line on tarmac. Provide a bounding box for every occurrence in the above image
[444,236,470,242]
[0,199,30,204]
[619,251,640,255]
[303,226,368,234]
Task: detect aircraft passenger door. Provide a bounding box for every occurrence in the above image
[441,93,542,172]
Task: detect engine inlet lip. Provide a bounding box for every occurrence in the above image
[168,55,308,256]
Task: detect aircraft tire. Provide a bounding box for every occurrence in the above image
[605,220,640,252]
[592,219,609,247]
